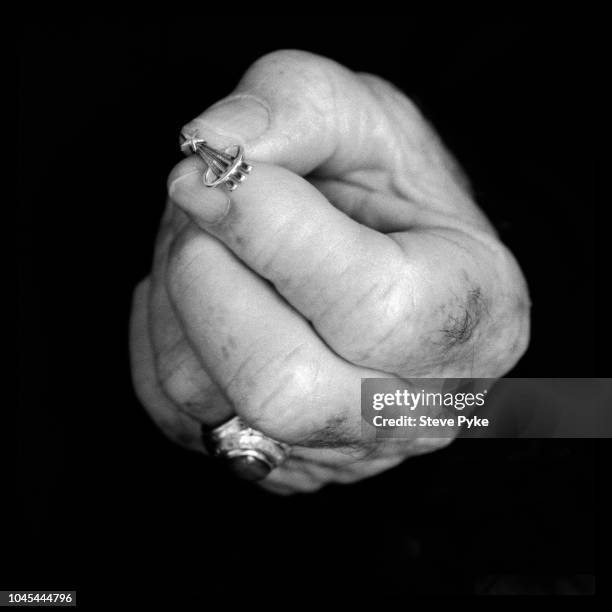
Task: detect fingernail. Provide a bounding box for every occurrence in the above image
[182,94,270,145]
[168,170,230,225]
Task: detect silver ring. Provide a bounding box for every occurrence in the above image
[201,416,291,482]
[181,138,252,192]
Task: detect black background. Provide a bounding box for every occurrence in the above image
[16,21,602,599]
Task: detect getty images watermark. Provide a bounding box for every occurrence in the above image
[361,378,612,438]
[370,385,490,430]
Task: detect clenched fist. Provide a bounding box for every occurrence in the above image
[130,50,530,494]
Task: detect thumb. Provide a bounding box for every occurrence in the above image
[180,49,405,177]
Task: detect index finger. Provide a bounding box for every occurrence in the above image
[168,156,411,357]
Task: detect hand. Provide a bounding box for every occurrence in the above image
[129,50,530,494]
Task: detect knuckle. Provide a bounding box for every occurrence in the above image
[241,49,348,120]
[462,245,531,376]
[482,291,531,376]
[246,49,338,85]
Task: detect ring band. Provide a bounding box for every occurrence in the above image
[201,416,291,482]
[181,138,252,192]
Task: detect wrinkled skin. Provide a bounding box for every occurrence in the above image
[130,50,530,494]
